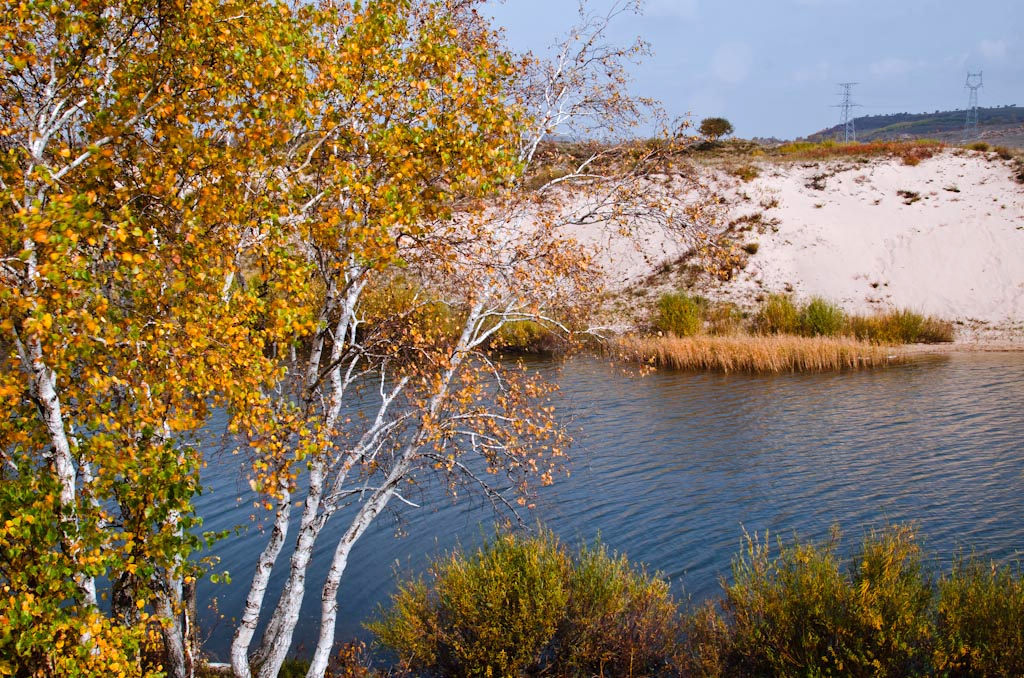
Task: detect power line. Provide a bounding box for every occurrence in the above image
[832,83,861,142]
[963,72,983,140]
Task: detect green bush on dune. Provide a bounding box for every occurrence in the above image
[655,292,705,337]
[754,294,801,335]
[799,296,846,337]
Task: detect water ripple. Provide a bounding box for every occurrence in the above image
[195,352,1024,660]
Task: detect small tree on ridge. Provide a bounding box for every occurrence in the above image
[699,116,735,140]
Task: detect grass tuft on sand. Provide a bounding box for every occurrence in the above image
[615,334,900,373]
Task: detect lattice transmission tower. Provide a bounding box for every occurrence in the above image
[833,82,861,143]
[963,71,983,139]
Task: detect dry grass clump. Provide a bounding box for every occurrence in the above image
[730,164,760,181]
[993,145,1014,160]
[777,139,944,161]
[845,310,955,344]
[751,294,954,344]
[615,334,896,373]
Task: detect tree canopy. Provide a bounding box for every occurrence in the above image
[1,1,710,676]
[699,116,735,139]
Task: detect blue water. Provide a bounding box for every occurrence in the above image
[195,352,1024,660]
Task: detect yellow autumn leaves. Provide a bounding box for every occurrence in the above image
[1,0,535,674]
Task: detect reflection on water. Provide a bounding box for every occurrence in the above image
[195,353,1024,659]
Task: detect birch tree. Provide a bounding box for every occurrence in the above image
[0,1,315,675]
[228,3,717,678]
[1,1,716,676]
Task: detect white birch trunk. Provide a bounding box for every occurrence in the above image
[304,471,406,678]
[242,267,365,675]
[20,327,98,606]
[230,484,292,678]
[304,304,483,678]
[153,587,189,678]
[252,462,325,678]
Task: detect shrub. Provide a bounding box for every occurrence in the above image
[556,543,681,677]
[371,531,681,678]
[677,601,731,678]
[705,302,745,336]
[373,525,1024,677]
[278,658,312,678]
[935,558,1024,676]
[370,531,570,677]
[654,292,704,337]
[740,242,759,255]
[755,294,800,335]
[699,117,734,140]
[844,310,954,344]
[492,320,559,353]
[721,529,853,676]
[717,526,933,677]
[967,141,990,152]
[799,297,845,336]
[730,164,759,182]
[994,145,1014,160]
[847,526,934,674]
[360,275,463,345]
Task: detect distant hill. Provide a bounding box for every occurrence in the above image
[806,105,1024,146]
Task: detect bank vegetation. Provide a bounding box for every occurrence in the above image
[363,526,1024,678]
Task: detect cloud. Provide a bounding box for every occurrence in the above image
[868,57,921,79]
[978,39,1009,61]
[644,0,698,20]
[711,42,752,85]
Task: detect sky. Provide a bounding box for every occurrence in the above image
[482,0,1024,139]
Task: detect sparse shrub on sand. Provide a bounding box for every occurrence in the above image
[655,292,705,337]
[844,309,954,344]
[778,139,943,161]
[799,297,846,337]
[993,145,1014,160]
[755,294,801,335]
[730,164,760,182]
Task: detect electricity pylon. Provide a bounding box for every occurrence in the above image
[834,83,860,143]
[964,72,983,140]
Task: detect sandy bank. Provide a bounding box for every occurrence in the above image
[580,149,1024,344]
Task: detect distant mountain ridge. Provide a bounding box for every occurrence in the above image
[806,105,1024,144]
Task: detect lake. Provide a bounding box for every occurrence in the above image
[195,352,1024,660]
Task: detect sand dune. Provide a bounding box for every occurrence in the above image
[583,150,1024,341]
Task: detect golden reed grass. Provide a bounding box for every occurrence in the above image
[614,334,901,374]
